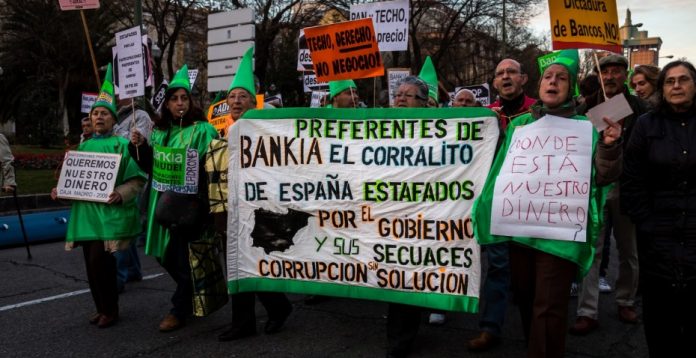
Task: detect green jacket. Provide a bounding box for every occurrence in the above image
[472,107,609,275]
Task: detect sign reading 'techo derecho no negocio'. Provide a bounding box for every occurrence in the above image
[57,151,121,203]
[227,108,500,312]
[152,145,199,194]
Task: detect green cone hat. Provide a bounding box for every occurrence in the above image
[418,56,438,101]
[91,63,117,118]
[329,80,357,100]
[227,46,256,96]
[168,64,191,94]
[549,49,580,89]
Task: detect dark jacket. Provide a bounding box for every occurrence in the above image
[621,107,696,280]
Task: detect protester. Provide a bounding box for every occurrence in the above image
[570,54,648,336]
[419,56,440,108]
[215,47,293,342]
[53,64,145,328]
[328,80,359,108]
[622,60,696,357]
[79,116,93,144]
[630,64,660,108]
[384,75,432,358]
[474,50,622,358]
[452,88,478,107]
[488,59,536,131]
[129,64,218,332]
[467,58,536,352]
[113,96,154,293]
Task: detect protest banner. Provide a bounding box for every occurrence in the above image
[310,91,329,108]
[56,151,121,203]
[490,115,593,242]
[297,29,313,71]
[80,92,98,114]
[227,107,500,312]
[115,26,145,99]
[350,0,409,52]
[207,99,231,134]
[58,0,99,10]
[456,84,491,106]
[387,68,410,107]
[303,71,329,93]
[151,80,168,112]
[112,35,153,95]
[152,145,200,194]
[303,18,384,82]
[548,0,621,52]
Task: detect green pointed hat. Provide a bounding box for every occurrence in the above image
[418,56,438,102]
[549,49,580,90]
[91,63,117,118]
[168,64,191,94]
[227,46,256,96]
[329,80,357,100]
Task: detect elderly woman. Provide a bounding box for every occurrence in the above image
[622,60,696,357]
[52,64,145,328]
[129,65,218,332]
[473,51,622,357]
[630,65,660,108]
[386,75,431,358]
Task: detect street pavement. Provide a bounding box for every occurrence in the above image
[0,241,648,357]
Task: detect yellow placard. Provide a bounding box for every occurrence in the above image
[549,0,621,53]
[207,100,232,133]
[303,18,384,82]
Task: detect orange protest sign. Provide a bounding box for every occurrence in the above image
[207,100,232,134]
[549,0,621,53]
[256,94,264,109]
[303,18,384,82]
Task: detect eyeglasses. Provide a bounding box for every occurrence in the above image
[664,76,693,87]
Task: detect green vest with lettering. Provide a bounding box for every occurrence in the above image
[472,112,606,276]
[144,122,218,259]
[65,135,146,242]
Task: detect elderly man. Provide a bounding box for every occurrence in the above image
[467,58,536,352]
[569,54,648,335]
[452,88,478,107]
[328,80,359,108]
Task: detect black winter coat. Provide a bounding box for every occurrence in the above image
[622,107,696,281]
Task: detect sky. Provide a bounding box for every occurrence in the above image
[528,0,696,68]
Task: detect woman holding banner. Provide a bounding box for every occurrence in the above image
[473,50,622,357]
[52,64,146,328]
[129,65,218,332]
[622,60,696,357]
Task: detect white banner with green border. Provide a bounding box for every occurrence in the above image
[227,107,499,312]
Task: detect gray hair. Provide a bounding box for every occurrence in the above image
[397,76,429,103]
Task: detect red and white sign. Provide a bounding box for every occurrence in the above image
[58,0,100,11]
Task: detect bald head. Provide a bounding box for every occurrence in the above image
[493,59,527,100]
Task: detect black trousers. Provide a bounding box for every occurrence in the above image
[161,227,196,319]
[231,292,292,330]
[386,303,422,357]
[82,241,118,316]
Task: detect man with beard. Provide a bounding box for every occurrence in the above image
[467,58,536,352]
[569,54,648,335]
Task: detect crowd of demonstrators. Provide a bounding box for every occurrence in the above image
[569,54,648,336]
[474,50,623,358]
[214,47,293,342]
[622,60,696,356]
[630,65,660,109]
[128,64,218,332]
[52,64,146,328]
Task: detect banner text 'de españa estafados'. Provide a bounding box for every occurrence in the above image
[57,151,121,203]
[227,108,500,312]
[490,115,593,242]
[303,18,384,82]
[548,0,621,53]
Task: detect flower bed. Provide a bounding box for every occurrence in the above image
[13,152,65,170]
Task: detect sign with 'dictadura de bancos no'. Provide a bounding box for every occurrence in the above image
[548,0,621,52]
[490,115,593,242]
[57,151,121,203]
[227,107,501,312]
